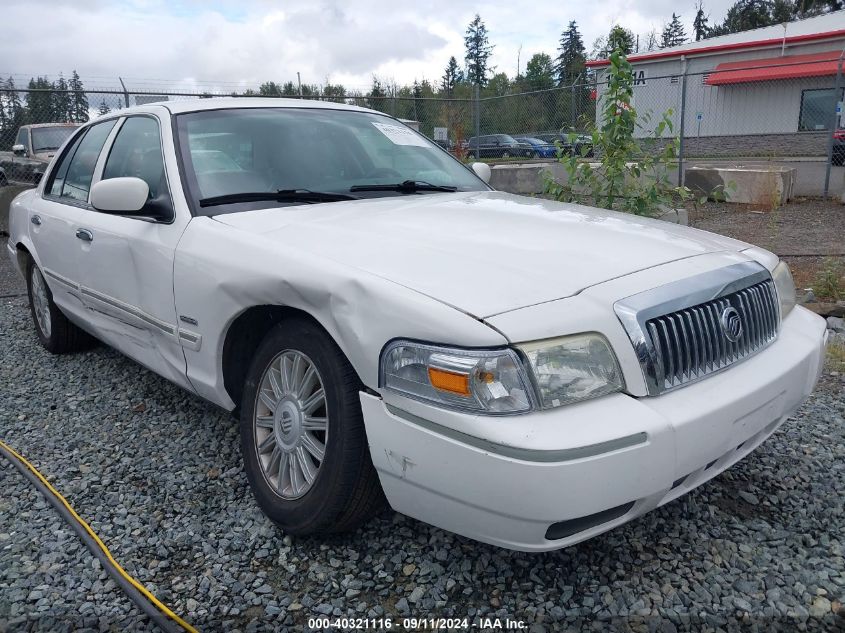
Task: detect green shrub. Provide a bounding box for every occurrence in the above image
[544,49,694,217]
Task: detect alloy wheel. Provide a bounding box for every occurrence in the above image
[31,267,51,338]
[253,350,329,500]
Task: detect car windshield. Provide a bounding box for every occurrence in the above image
[176,107,488,214]
[518,137,545,145]
[31,126,77,152]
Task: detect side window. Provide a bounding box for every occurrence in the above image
[58,120,116,202]
[16,128,29,151]
[103,117,167,200]
[48,130,86,197]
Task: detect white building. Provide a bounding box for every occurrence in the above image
[587,11,845,156]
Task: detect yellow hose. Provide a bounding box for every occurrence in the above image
[0,439,198,633]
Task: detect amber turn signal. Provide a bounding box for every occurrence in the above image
[428,367,471,396]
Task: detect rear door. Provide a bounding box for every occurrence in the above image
[27,119,117,324]
[74,113,195,391]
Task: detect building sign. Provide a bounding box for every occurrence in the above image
[634,70,647,86]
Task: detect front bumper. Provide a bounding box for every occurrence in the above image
[362,306,827,551]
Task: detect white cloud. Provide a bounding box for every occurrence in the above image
[2,0,737,91]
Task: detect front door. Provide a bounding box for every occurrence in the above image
[74,114,194,391]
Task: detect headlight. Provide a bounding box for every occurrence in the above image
[380,341,534,414]
[518,334,624,409]
[772,260,796,319]
[380,334,624,415]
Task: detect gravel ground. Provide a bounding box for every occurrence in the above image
[1,284,844,631]
[688,199,845,294]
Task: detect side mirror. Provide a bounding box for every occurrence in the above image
[12,144,26,156]
[91,177,150,214]
[471,162,491,184]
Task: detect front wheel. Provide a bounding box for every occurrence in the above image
[501,150,511,158]
[239,319,385,535]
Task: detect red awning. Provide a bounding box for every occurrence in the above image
[706,51,843,85]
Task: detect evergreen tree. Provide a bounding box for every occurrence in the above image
[796,0,843,17]
[69,70,89,122]
[53,75,71,122]
[606,26,636,56]
[441,56,463,95]
[660,14,687,48]
[97,99,111,116]
[259,81,283,96]
[525,53,555,91]
[367,77,386,111]
[555,21,586,85]
[464,14,494,86]
[693,1,710,40]
[710,0,783,36]
[27,77,55,124]
[322,83,346,102]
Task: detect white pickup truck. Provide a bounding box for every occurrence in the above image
[0,123,80,187]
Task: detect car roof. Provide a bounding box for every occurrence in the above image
[104,97,380,117]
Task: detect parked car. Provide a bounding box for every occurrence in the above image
[0,123,80,186]
[514,136,558,159]
[832,128,845,166]
[536,132,594,157]
[7,98,826,552]
[466,134,531,159]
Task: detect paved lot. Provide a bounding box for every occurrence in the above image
[1,208,844,632]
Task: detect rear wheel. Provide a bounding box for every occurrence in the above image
[501,150,511,158]
[26,256,95,354]
[239,319,385,535]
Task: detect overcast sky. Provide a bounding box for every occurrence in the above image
[3,0,738,92]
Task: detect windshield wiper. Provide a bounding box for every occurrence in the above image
[199,189,358,208]
[350,180,458,193]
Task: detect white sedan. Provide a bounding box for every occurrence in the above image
[7,99,827,551]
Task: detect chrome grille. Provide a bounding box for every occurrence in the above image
[645,279,779,390]
[613,262,780,396]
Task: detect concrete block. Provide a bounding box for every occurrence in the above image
[488,162,560,194]
[685,164,796,208]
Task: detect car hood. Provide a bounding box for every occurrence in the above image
[212,191,751,318]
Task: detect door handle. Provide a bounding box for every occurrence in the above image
[75,228,93,242]
[30,215,42,226]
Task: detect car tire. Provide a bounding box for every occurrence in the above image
[833,153,844,167]
[239,319,385,535]
[467,151,476,159]
[0,171,7,187]
[532,151,540,159]
[25,256,96,354]
[501,151,510,158]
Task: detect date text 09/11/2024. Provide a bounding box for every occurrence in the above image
[307,617,528,630]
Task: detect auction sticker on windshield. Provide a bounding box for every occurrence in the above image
[371,121,429,147]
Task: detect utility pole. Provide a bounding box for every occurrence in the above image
[297,72,302,97]
[823,49,845,199]
[118,76,130,108]
[677,56,688,188]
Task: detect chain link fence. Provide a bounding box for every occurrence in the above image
[2,59,844,193]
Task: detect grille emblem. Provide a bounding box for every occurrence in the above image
[720,306,743,342]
